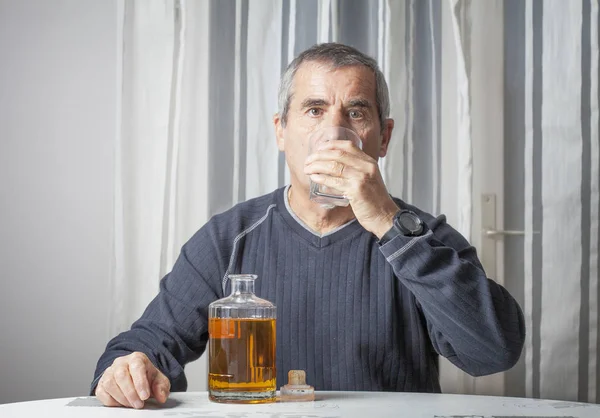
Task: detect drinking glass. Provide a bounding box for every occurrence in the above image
[308,126,363,208]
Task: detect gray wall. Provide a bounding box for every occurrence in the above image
[0,0,115,403]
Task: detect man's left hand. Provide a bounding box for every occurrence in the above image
[304,139,399,239]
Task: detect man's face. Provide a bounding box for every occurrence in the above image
[274,61,392,191]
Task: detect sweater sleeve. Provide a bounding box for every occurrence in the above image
[90,227,225,394]
[379,214,525,376]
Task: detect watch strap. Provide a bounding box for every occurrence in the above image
[378,223,401,246]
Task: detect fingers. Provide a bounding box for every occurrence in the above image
[96,352,166,409]
[98,368,132,408]
[305,161,349,181]
[129,355,151,401]
[305,147,374,175]
[114,363,145,409]
[307,153,382,196]
[306,147,368,165]
[309,173,349,192]
[95,384,121,407]
[305,152,379,184]
[151,371,171,404]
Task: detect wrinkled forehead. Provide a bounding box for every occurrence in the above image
[290,60,377,104]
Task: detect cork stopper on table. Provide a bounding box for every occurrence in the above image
[280,370,315,402]
[287,370,307,386]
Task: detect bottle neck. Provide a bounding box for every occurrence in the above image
[229,275,256,296]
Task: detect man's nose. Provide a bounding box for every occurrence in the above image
[324,110,351,129]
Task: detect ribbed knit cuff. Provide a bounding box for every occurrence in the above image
[378,230,434,263]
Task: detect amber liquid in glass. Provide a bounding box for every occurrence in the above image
[208,318,276,403]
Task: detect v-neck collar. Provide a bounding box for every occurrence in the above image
[276,185,364,248]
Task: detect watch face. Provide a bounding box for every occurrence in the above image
[398,211,423,235]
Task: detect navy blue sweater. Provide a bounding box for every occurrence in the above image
[92,186,525,393]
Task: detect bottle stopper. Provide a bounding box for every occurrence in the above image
[280,370,315,402]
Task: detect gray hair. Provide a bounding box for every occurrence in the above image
[278,43,390,131]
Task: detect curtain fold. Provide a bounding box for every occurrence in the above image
[380,0,406,200]
[524,0,535,399]
[110,1,178,336]
[539,0,583,401]
[245,1,282,200]
[589,0,599,404]
[448,0,473,242]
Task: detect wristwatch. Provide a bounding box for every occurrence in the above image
[378,210,424,245]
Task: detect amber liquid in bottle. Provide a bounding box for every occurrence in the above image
[208,317,276,403]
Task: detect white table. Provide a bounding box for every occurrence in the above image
[1,391,599,417]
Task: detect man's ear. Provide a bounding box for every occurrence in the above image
[379,118,395,158]
[274,113,285,152]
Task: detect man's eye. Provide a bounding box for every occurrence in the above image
[308,108,322,116]
[349,110,363,119]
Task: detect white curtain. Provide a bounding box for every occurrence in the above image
[517,0,599,402]
[110,0,211,336]
[111,0,600,400]
[539,1,583,401]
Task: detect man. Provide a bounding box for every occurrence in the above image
[93,43,525,409]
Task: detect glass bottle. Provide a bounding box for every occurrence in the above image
[208,274,277,404]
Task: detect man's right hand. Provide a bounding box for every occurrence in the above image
[95,352,171,409]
